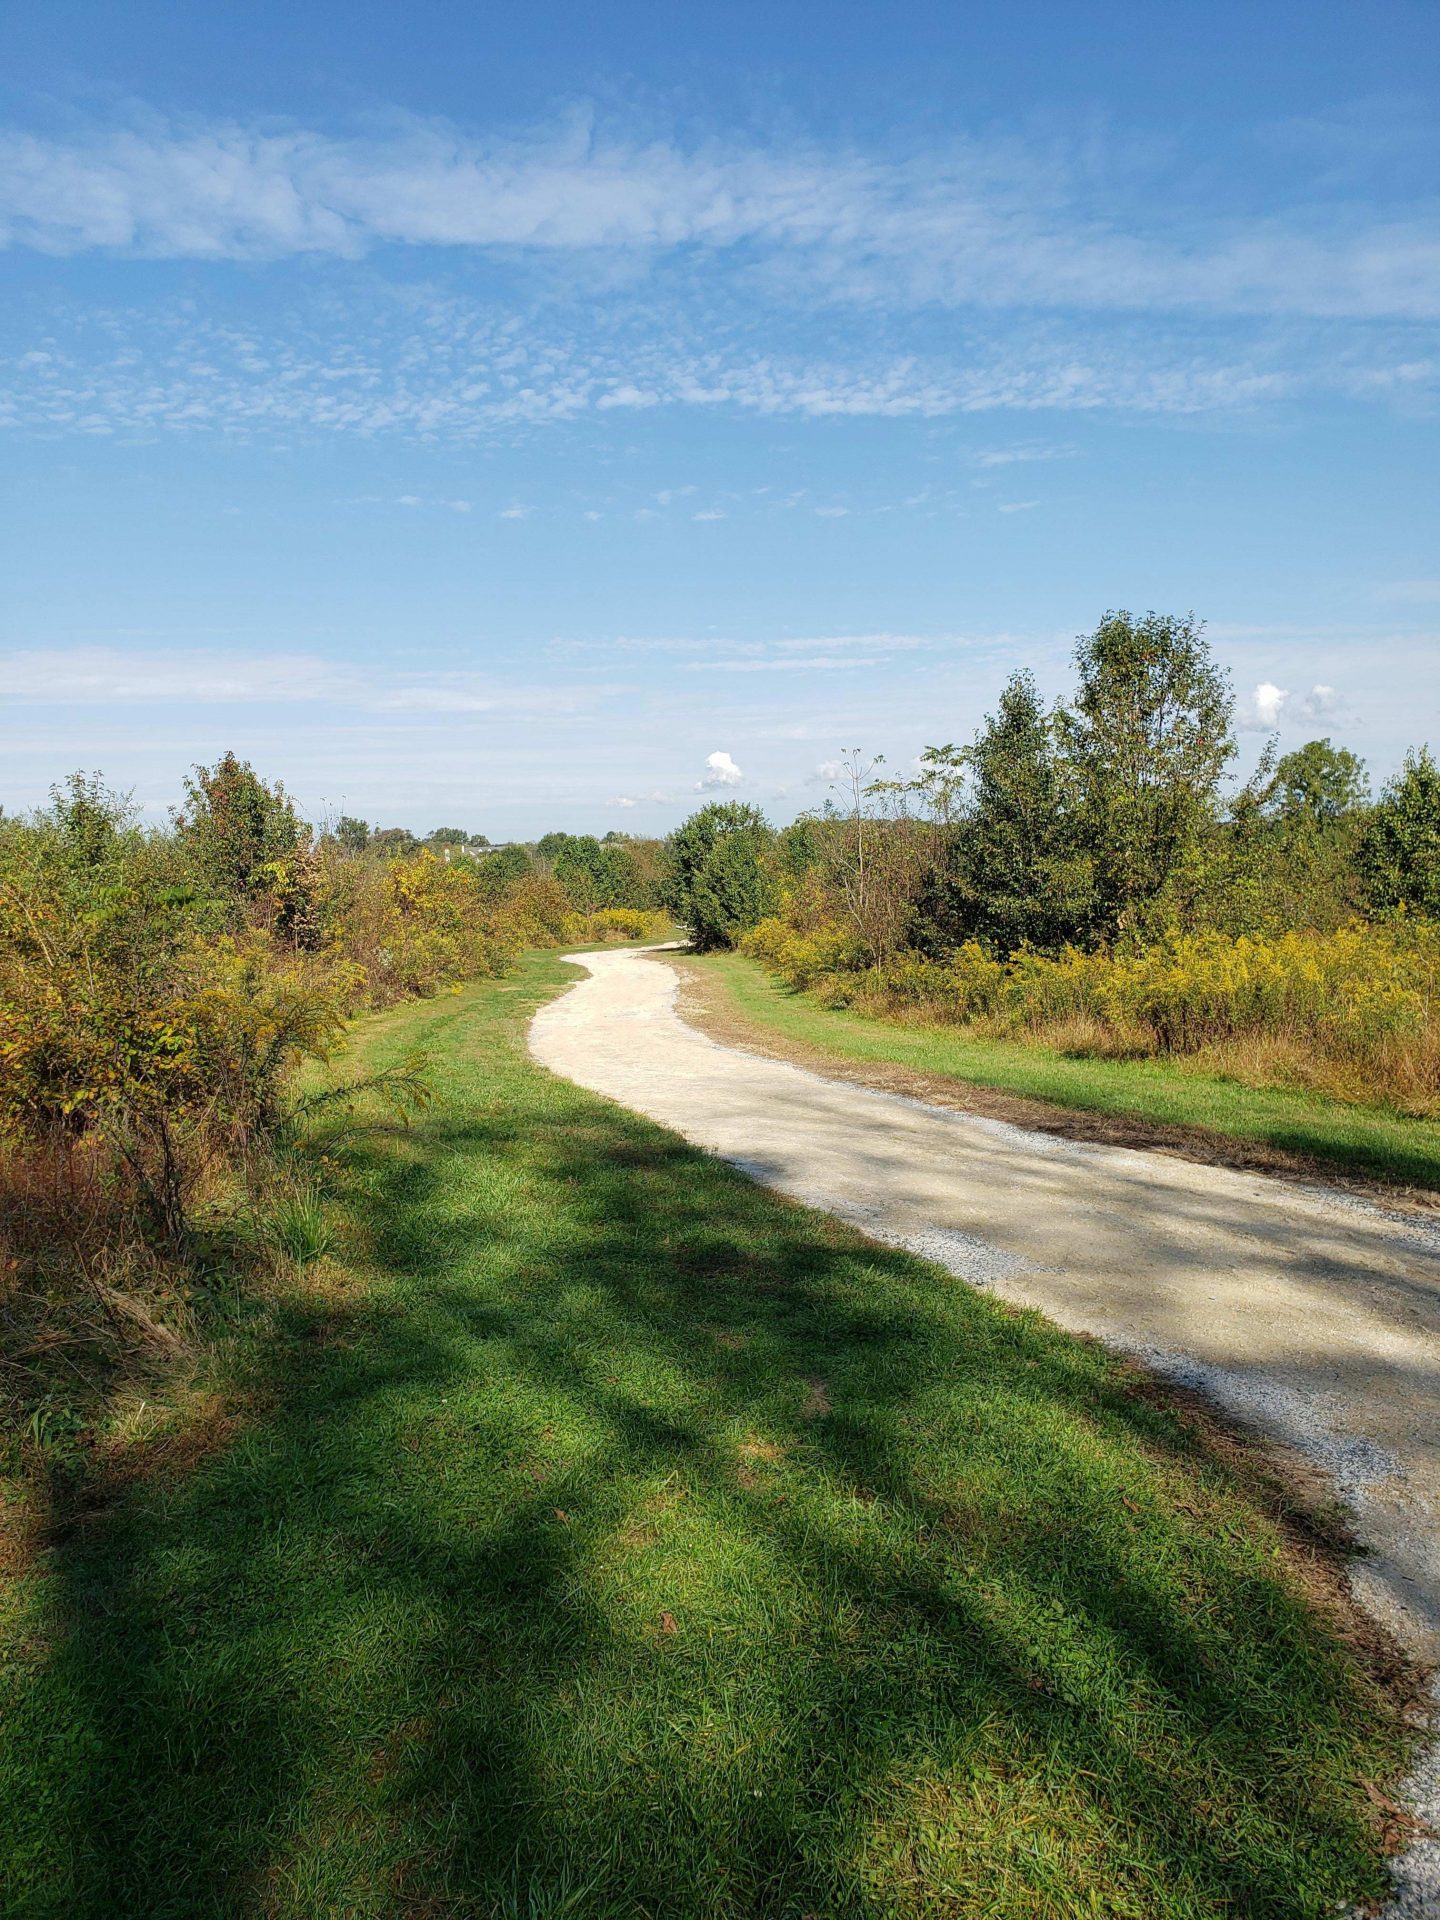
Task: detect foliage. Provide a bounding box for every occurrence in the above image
[1358,747,1440,919]
[746,915,1440,1115]
[1269,738,1369,827]
[914,673,1095,956]
[1057,610,1236,939]
[333,814,371,852]
[0,761,639,1436]
[0,955,1412,1918]
[664,802,776,950]
[177,753,319,944]
[540,831,666,913]
[561,906,673,945]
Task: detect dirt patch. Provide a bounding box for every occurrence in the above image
[670,955,1440,1214]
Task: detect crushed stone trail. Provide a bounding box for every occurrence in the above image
[531,946,1440,1669]
[532,944,1440,1913]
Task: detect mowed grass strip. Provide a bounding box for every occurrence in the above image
[686,949,1440,1194]
[0,952,1417,1919]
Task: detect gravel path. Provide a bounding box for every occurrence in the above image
[531,945,1440,1909]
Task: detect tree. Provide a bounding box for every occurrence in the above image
[335,815,371,852]
[664,803,775,950]
[474,843,533,898]
[177,753,318,943]
[915,673,1093,955]
[372,827,420,858]
[425,827,472,847]
[1057,611,1235,938]
[1357,748,1440,919]
[1268,739,1369,827]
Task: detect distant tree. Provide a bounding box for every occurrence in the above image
[425,827,471,847]
[1057,611,1235,938]
[335,814,371,852]
[48,770,133,868]
[1357,748,1440,919]
[474,843,532,897]
[664,802,775,950]
[916,673,1093,955]
[372,827,421,858]
[1268,739,1369,827]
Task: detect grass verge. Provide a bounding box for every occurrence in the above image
[678,950,1440,1197]
[0,952,1423,1918]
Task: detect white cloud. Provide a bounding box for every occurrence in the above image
[692,508,726,521]
[693,655,881,673]
[499,505,530,519]
[0,647,348,704]
[1296,683,1341,721]
[1244,680,1343,730]
[3,107,1438,323]
[695,749,743,789]
[0,645,612,722]
[973,444,1074,467]
[997,499,1039,513]
[596,384,659,410]
[814,506,850,518]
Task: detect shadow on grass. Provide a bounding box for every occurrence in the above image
[2,986,1414,1920]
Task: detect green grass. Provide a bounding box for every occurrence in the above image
[692,950,1440,1192]
[0,953,1414,1918]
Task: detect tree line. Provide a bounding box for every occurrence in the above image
[662,611,1440,958]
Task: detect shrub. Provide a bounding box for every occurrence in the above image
[665,804,776,951]
[745,913,1440,1115]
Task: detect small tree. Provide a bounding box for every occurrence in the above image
[334,814,371,852]
[372,827,420,858]
[1057,611,1235,939]
[178,753,318,944]
[1269,739,1369,828]
[916,673,1094,956]
[664,803,774,950]
[178,753,305,902]
[1357,748,1440,919]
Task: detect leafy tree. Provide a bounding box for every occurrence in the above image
[1269,739,1369,827]
[425,827,472,847]
[177,753,319,943]
[475,843,533,896]
[334,814,371,852]
[664,803,775,950]
[372,827,421,858]
[178,753,304,901]
[1357,748,1440,919]
[1057,611,1235,938]
[916,674,1093,955]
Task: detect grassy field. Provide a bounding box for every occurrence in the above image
[0,953,1418,1918]
[686,951,1440,1194]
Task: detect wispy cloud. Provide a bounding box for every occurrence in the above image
[4,106,1438,324]
[0,645,615,720]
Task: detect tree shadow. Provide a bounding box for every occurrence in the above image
[5,1051,1414,1918]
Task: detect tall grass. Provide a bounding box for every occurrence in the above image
[743,916,1440,1115]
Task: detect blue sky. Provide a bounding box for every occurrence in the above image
[2,2,1436,836]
